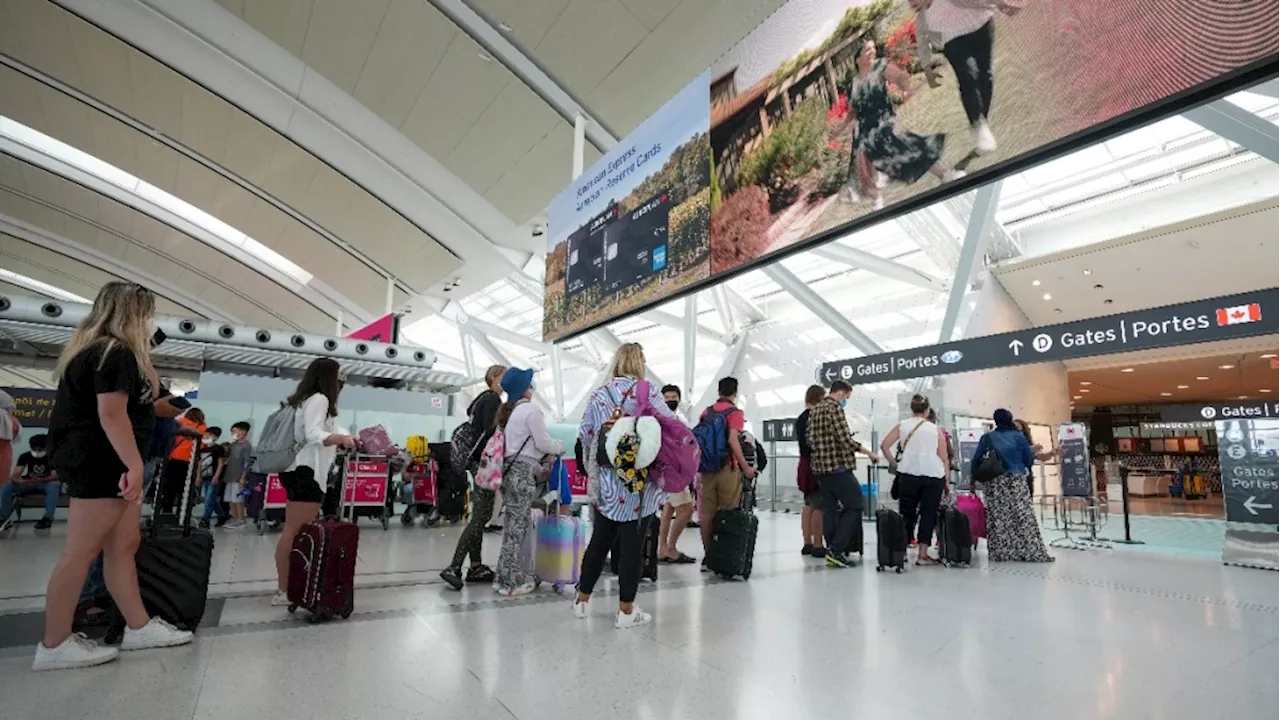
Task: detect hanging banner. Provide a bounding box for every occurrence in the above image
[1057,423,1091,498]
[347,314,400,344]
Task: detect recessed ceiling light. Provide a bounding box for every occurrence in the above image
[498,21,514,32]
[1083,269,1092,276]
[1054,308,1063,314]
[1042,293,1052,301]
[1104,299,1114,304]
[1262,389,1273,393]
[1262,354,1278,359]
[1160,392,1172,397]
[1073,395,1083,400]
[1121,368,1135,373]
[1080,381,1092,386]
[478,52,495,62]
[1239,395,1249,400]
[1219,364,1235,370]
[1196,376,1210,381]
[1177,385,1189,389]
[1032,279,1041,287]
[1079,388,1090,393]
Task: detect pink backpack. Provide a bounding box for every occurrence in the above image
[634,380,700,493]
[474,429,508,491]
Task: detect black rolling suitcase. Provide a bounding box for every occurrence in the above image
[875,508,907,573]
[106,440,213,643]
[705,477,759,580]
[937,506,973,567]
[610,514,659,581]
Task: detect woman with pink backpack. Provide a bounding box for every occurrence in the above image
[571,343,696,629]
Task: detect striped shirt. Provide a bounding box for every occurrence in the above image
[579,377,672,523]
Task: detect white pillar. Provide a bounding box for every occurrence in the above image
[572,114,586,179]
[384,276,395,316]
[334,310,344,336]
[683,294,697,417]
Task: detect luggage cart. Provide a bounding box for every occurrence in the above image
[257,473,287,535]
[344,453,392,530]
[400,460,442,527]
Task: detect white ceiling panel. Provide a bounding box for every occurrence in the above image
[397,30,512,160]
[447,82,563,192]
[531,0,648,96]
[351,0,457,128]
[297,0,393,94]
[232,0,312,58]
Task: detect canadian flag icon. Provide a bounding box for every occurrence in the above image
[1216,303,1261,326]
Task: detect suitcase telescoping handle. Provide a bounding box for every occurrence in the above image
[177,437,203,537]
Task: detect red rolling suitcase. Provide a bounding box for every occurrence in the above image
[286,464,359,622]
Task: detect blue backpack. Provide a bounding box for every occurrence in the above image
[693,407,735,473]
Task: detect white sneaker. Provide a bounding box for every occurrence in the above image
[571,597,589,619]
[120,617,193,651]
[33,633,119,671]
[270,590,291,607]
[943,169,967,183]
[972,120,997,155]
[876,172,889,189]
[615,606,652,630]
[497,582,537,597]
[0,516,12,535]
[873,195,885,211]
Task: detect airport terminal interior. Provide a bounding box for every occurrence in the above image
[0,1,1277,718]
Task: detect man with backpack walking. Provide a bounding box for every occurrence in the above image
[694,377,756,564]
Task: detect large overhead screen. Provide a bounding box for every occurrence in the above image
[542,0,1278,342]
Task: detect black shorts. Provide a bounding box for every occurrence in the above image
[280,467,325,504]
[62,465,127,500]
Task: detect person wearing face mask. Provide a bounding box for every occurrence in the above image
[492,367,564,596]
[656,385,696,564]
[196,427,226,529]
[1,433,60,532]
[157,407,206,515]
[806,380,877,567]
[221,421,253,528]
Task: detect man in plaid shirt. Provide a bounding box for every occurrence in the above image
[807,380,878,567]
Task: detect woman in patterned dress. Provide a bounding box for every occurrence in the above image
[971,409,1053,563]
[843,40,965,210]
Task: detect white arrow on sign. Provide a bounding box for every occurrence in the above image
[1009,339,1023,356]
[825,367,836,382]
[1243,496,1274,516]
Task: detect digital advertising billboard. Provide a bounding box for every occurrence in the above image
[542,0,1278,342]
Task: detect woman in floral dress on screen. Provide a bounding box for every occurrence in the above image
[843,40,965,210]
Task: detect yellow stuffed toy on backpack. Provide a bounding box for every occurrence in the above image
[407,435,430,464]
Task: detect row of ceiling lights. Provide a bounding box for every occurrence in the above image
[1072,353,1278,403]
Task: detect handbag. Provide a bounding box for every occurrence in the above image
[973,450,1005,485]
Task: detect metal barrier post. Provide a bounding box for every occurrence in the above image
[769,440,778,513]
[1102,465,1144,545]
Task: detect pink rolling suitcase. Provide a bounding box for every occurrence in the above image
[956,493,987,544]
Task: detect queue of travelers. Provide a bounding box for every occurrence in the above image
[7,282,1054,672]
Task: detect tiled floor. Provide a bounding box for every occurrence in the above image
[0,514,1276,720]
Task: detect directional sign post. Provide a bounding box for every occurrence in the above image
[1217,419,1279,526]
[761,418,797,443]
[819,289,1278,386]
[1057,423,1091,498]
[955,429,982,492]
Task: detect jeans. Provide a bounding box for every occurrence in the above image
[80,553,106,605]
[818,470,862,554]
[201,481,228,523]
[0,479,61,521]
[578,509,642,604]
[897,473,945,547]
[942,19,995,126]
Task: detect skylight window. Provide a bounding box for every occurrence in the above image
[0,268,91,303]
[0,117,313,285]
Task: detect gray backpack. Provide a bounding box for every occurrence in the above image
[251,403,301,473]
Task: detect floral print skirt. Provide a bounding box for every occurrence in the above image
[985,473,1053,563]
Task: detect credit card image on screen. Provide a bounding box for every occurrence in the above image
[603,191,672,295]
[566,208,610,299]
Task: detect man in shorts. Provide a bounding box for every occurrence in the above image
[697,378,756,565]
[657,385,696,563]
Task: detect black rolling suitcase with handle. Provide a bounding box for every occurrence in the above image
[106,439,214,643]
[705,476,759,580]
[937,506,973,568]
[875,508,908,573]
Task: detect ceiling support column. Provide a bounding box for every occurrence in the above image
[762,265,883,356]
[938,181,1002,344]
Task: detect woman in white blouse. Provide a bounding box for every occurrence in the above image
[271,358,355,607]
[492,367,563,596]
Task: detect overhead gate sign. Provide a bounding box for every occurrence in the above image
[820,289,1279,386]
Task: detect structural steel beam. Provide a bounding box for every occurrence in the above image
[1184,99,1280,164]
[459,317,596,367]
[762,265,883,356]
[692,331,750,416]
[711,286,737,335]
[591,328,666,387]
[938,181,1002,343]
[723,285,767,324]
[464,328,554,415]
[808,242,946,290]
[640,309,730,345]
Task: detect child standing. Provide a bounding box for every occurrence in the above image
[222,422,253,528]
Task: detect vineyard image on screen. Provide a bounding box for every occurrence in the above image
[541,0,1277,342]
[543,74,711,342]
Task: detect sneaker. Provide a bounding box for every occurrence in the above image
[270,590,291,607]
[876,172,889,189]
[32,633,119,671]
[465,565,495,583]
[34,517,53,530]
[972,120,997,155]
[440,567,464,591]
[615,606,653,630]
[801,543,814,556]
[809,545,828,557]
[497,582,536,597]
[942,169,967,183]
[572,596,589,619]
[825,551,851,568]
[214,517,229,528]
[120,617,193,651]
[872,195,885,211]
[0,516,12,534]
